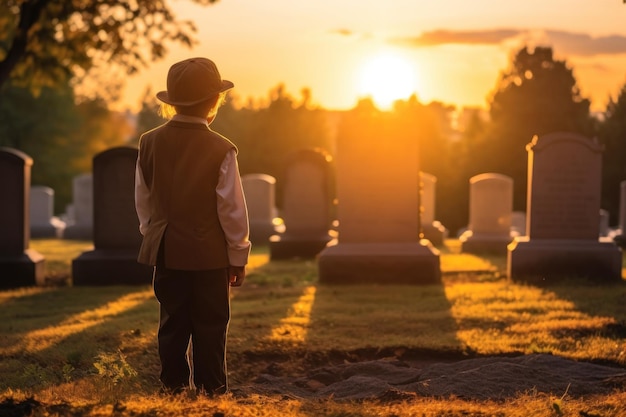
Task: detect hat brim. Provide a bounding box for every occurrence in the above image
[156,80,234,106]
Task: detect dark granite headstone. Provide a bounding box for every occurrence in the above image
[72,147,153,285]
[270,148,335,259]
[0,147,45,287]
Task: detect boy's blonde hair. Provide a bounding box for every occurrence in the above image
[159,91,227,120]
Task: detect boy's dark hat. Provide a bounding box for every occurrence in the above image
[156,57,234,106]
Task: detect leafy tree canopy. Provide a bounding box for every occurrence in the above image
[599,83,626,224]
[0,0,217,97]
[474,45,594,210]
[0,82,131,212]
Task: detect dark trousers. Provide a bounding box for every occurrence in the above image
[153,250,230,394]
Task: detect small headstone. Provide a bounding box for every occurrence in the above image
[30,186,65,238]
[459,173,515,255]
[508,132,622,283]
[0,147,45,287]
[318,113,440,284]
[72,147,153,285]
[599,209,610,237]
[269,148,335,259]
[242,173,278,244]
[612,181,626,245]
[63,174,93,240]
[510,211,527,236]
[619,181,626,234]
[420,172,448,246]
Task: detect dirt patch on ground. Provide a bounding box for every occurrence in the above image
[2,352,625,416]
[237,353,626,401]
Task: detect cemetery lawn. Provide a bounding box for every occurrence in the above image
[0,239,624,416]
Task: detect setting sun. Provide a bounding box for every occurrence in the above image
[356,52,418,109]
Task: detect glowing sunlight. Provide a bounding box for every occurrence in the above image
[2,290,153,355]
[356,52,418,109]
[268,286,316,344]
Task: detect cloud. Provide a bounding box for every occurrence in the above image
[542,30,626,56]
[330,28,354,37]
[391,29,521,46]
[389,28,626,56]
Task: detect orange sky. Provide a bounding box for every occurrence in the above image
[115,0,626,113]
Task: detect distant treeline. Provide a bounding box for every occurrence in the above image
[2,46,626,236]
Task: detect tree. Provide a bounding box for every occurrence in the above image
[128,87,165,146]
[214,85,332,174]
[0,83,130,212]
[0,0,217,95]
[599,84,626,225]
[477,46,594,211]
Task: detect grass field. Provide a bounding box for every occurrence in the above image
[0,239,625,416]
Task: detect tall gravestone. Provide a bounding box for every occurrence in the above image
[459,173,515,255]
[420,172,447,246]
[63,173,93,240]
[269,148,335,259]
[0,147,45,287]
[508,132,622,282]
[30,186,65,238]
[72,147,153,285]
[241,173,278,244]
[317,114,440,284]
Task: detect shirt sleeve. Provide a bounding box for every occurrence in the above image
[134,157,151,236]
[217,149,251,266]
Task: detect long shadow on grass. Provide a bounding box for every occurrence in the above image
[230,259,466,384]
[0,285,160,397]
[536,279,626,364]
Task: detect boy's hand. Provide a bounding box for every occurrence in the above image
[228,266,246,287]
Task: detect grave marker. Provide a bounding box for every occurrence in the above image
[420,172,448,246]
[508,132,622,282]
[459,173,514,255]
[270,148,335,259]
[72,147,153,285]
[0,147,45,287]
[317,113,440,284]
[30,186,65,238]
[63,174,93,240]
[242,173,278,244]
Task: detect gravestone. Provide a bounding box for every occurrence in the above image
[619,181,626,235]
[508,132,622,283]
[599,209,610,237]
[269,148,335,259]
[72,147,153,285]
[30,186,65,238]
[420,172,448,246]
[317,114,440,284]
[511,211,527,237]
[63,174,93,240]
[242,173,278,244]
[0,147,45,287]
[459,173,515,255]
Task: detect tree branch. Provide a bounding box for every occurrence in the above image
[0,0,49,88]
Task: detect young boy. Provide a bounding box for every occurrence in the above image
[134,57,250,395]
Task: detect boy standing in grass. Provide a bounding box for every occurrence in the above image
[134,57,251,395]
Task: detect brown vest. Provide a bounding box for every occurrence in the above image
[137,120,236,270]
